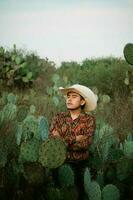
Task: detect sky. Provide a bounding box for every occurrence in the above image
[0,0,133,66]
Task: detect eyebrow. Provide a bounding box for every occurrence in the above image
[67,94,79,97]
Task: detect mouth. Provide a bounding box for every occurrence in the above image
[67,103,73,106]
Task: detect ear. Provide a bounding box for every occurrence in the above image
[81,99,86,106]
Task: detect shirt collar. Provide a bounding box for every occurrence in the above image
[65,110,86,119]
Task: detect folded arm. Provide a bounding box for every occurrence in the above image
[71,116,96,150]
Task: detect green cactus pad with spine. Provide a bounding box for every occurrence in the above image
[17,105,28,122]
[124,43,133,65]
[87,181,101,200]
[58,164,74,187]
[102,184,120,200]
[38,116,49,140]
[45,187,62,200]
[84,167,91,195]
[39,138,66,169]
[123,141,133,159]
[19,138,40,163]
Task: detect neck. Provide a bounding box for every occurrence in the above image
[69,108,82,120]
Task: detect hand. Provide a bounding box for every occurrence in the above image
[76,135,86,142]
[53,131,60,137]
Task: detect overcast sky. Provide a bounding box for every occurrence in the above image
[0,0,133,66]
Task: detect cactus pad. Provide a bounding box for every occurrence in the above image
[87,181,101,200]
[39,138,66,169]
[19,139,40,163]
[102,184,120,200]
[58,164,74,187]
[123,43,133,65]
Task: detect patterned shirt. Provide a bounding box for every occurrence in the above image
[49,111,96,161]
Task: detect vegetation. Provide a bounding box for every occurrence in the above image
[0,44,133,200]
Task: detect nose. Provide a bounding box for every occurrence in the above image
[67,96,72,102]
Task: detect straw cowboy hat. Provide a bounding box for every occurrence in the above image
[59,84,98,112]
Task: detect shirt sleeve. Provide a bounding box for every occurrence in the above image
[49,114,61,138]
[72,115,96,150]
[49,114,76,145]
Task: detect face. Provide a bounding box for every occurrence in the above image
[66,92,85,110]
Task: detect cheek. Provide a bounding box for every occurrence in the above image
[74,99,81,105]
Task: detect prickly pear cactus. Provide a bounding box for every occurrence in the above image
[0,142,8,167]
[45,187,62,200]
[19,138,40,163]
[123,140,133,159]
[23,163,44,186]
[7,93,17,104]
[84,167,91,195]
[17,105,28,122]
[102,184,120,200]
[124,43,133,65]
[38,116,49,141]
[96,170,104,189]
[0,121,17,167]
[58,164,74,187]
[87,181,101,200]
[61,187,78,200]
[116,159,132,181]
[39,138,67,169]
[1,102,17,122]
[22,114,39,141]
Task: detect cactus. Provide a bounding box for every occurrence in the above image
[101,94,111,104]
[84,167,91,195]
[15,56,23,65]
[116,159,132,181]
[0,46,4,56]
[108,148,124,162]
[123,43,133,65]
[45,187,62,200]
[0,142,8,167]
[58,164,75,187]
[23,163,44,185]
[96,170,104,189]
[39,138,67,169]
[16,124,23,145]
[1,103,17,122]
[17,105,28,122]
[87,181,101,200]
[123,140,133,159]
[102,184,120,200]
[19,138,40,163]
[7,93,17,104]
[38,116,49,141]
[61,187,78,200]
[22,114,39,141]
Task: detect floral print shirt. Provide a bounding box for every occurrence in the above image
[49,111,96,161]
